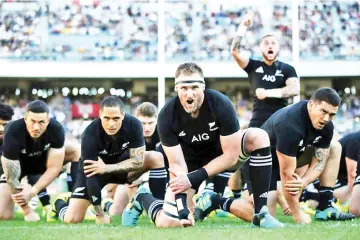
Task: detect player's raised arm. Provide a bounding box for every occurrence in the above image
[230,11,253,69]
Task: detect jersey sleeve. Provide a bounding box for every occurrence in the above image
[49,120,65,149]
[215,94,240,136]
[129,117,145,148]
[157,105,179,147]
[285,64,298,79]
[274,122,303,157]
[81,126,99,161]
[313,123,334,149]
[243,58,257,74]
[2,129,21,160]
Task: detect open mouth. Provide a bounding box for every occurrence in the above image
[268,50,274,54]
[186,99,194,104]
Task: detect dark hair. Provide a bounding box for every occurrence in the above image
[0,103,14,120]
[175,62,204,78]
[100,96,125,111]
[136,102,157,118]
[310,87,341,107]
[27,100,49,114]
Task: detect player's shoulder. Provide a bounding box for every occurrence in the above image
[48,118,64,132]
[275,60,296,71]
[83,118,101,135]
[159,96,177,118]
[274,101,307,127]
[123,113,142,129]
[205,89,232,104]
[4,118,25,134]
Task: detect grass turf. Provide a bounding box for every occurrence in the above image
[0,210,360,240]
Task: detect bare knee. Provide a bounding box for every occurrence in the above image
[64,214,84,224]
[0,212,13,220]
[245,128,270,152]
[144,151,164,169]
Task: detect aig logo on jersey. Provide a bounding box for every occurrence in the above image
[192,133,209,142]
[260,69,284,82]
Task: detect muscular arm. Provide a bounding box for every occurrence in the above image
[1,156,21,194]
[346,157,357,190]
[103,146,145,173]
[230,34,250,69]
[301,147,330,187]
[203,130,242,176]
[280,77,300,98]
[162,144,188,177]
[31,147,65,196]
[277,151,301,217]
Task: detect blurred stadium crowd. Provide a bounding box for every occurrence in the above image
[0,0,359,61]
[0,0,359,136]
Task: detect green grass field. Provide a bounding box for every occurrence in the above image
[1,210,360,240]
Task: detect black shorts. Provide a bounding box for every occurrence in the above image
[71,161,130,200]
[354,164,360,187]
[334,178,347,189]
[156,144,169,170]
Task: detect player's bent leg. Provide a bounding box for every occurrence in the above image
[63,198,90,224]
[143,151,167,200]
[349,178,360,217]
[267,190,277,217]
[0,183,14,220]
[108,184,128,216]
[316,141,354,221]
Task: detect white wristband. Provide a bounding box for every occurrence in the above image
[236,25,247,37]
[266,89,282,98]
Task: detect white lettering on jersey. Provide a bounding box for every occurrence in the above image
[179,131,186,137]
[275,70,284,77]
[262,75,276,82]
[191,133,209,142]
[255,66,264,73]
[209,122,219,131]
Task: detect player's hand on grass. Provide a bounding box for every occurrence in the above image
[12,184,34,206]
[255,88,267,100]
[284,173,304,195]
[179,212,195,227]
[84,158,106,177]
[293,211,311,224]
[95,215,111,225]
[241,11,254,27]
[282,205,292,216]
[168,169,192,194]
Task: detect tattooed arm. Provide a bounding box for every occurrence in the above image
[230,12,253,69]
[301,147,330,187]
[280,77,300,98]
[1,156,21,194]
[104,146,145,173]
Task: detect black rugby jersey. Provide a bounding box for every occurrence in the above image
[145,128,160,151]
[244,59,297,126]
[81,114,144,164]
[261,100,333,158]
[2,118,65,174]
[158,89,240,164]
[338,131,360,178]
